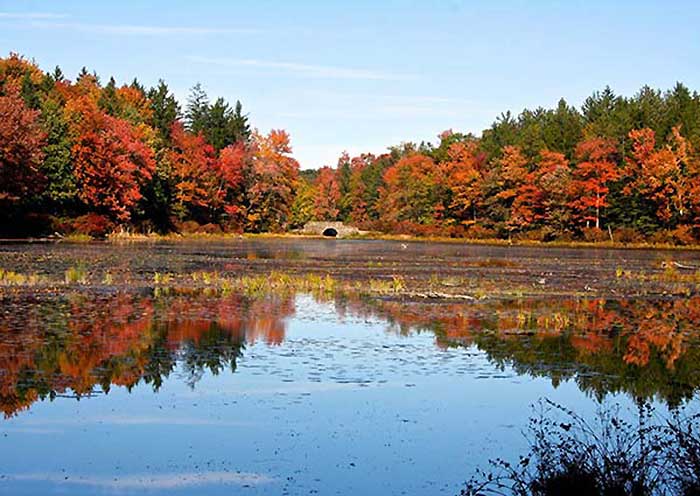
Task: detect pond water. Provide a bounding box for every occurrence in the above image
[0,240,699,495]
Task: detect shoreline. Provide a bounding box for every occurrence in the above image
[3,231,700,252]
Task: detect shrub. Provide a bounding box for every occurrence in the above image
[447,224,468,238]
[666,411,700,496]
[464,225,498,240]
[177,220,201,234]
[460,400,700,496]
[670,225,696,245]
[512,228,553,242]
[582,227,610,243]
[613,227,645,244]
[650,226,696,246]
[71,214,114,238]
[197,223,223,234]
[51,216,75,235]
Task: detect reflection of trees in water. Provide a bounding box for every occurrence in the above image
[3,290,700,415]
[0,292,295,416]
[351,297,700,406]
[461,399,700,496]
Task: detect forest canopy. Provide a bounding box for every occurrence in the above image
[2,52,700,244]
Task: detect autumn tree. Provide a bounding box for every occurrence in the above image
[215,142,247,226]
[569,137,620,229]
[0,87,46,202]
[313,166,341,221]
[442,141,484,226]
[344,154,375,224]
[115,83,152,124]
[0,53,45,95]
[490,145,550,234]
[289,178,316,228]
[535,150,571,236]
[72,108,155,222]
[167,121,220,222]
[626,126,698,227]
[246,129,300,231]
[379,153,441,225]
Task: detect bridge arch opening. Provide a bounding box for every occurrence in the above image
[322,227,338,237]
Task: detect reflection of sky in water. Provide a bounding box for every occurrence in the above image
[0,295,659,495]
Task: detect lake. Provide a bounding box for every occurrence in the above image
[0,239,699,495]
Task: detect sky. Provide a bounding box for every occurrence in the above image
[1,0,699,169]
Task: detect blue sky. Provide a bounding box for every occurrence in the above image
[1,0,699,169]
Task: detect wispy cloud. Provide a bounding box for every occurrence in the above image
[0,12,68,19]
[13,20,258,36]
[9,472,274,489]
[187,55,412,81]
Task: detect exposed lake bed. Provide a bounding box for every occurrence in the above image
[1,239,699,495]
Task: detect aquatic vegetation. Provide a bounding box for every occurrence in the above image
[153,272,173,285]
[62,233,94,243]
[107,228,156,242]
[64,265,89,284]
[0,269,42,286]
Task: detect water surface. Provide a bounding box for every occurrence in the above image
[1,240,699,495]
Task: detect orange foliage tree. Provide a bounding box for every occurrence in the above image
[535,150,571,234]
[569,138,619,229]
[626,126,699,226]
[442,141,484,226]
[247,129,300,231]
[313,166,341,221]
[379,153,441,225]
[494,145,542,233]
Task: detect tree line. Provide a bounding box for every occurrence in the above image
[295,84,700,244]
[3,52,700,243]
[0,53,299,236]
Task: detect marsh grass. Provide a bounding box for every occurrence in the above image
[347,232,700,251]
[107,229,157,243]
[153,272,173,285]
[64,264,89,284]
[148,270,409,300]
[614,261,700,286]
[0,269,42,286]
[62,233,93,243]
[84,229,700,250]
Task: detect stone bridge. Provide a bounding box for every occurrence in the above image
[301,221,360,238]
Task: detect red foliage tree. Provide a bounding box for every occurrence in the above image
[0,87,46,201]
[72,106,155,222]
[168,121,220,220]
[216,142,247,223]
[569,138,619,229]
